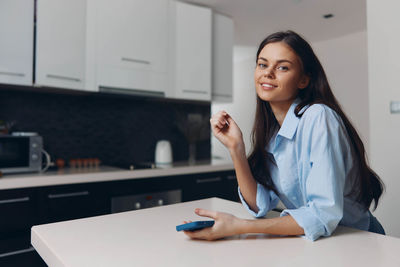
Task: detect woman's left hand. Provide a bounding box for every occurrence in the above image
[183,208,244,241]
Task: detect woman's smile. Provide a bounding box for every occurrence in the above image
[260,83,277,90]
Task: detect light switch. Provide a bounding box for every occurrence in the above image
[390,101,400,114]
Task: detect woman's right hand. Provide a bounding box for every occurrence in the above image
[210,111,244,153]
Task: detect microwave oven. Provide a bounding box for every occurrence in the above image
[0,134,43,174]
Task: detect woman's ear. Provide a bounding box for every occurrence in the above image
[298,75,310,89]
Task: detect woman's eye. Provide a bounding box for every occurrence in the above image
[278,66,289,71]
[258,63,267,69]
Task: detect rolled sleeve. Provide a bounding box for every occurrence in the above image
[282,105,350,241]
[281,204,338,241]
[238,183,279,218]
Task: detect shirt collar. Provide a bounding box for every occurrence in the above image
[276,98,302,140]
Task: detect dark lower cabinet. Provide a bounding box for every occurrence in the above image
[0,188,39,236]
[0,169,237,265]
[38,183,108,224]
[184,172,224,201]
[0,234,46,267]
[221,172,240,202]
[0,247,46,267]
[183,171,239,202]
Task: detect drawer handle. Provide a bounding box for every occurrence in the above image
[196,177,222,184]
[0,197,30,205]
[227,175,236,180]
[0,247,35,258]
[0,71,25,77]
[212,93,231,97]
[48,191,89,199]
[121,57,151,65]
[46,74,81,82]
[99,86,165,98]
[183,89,208,94]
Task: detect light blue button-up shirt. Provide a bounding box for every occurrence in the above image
[239,99,370,241]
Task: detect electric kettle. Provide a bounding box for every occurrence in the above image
[155,140,173,168]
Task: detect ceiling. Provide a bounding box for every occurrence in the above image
[182,0,366,46]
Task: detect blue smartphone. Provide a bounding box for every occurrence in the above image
[176,220,215,231]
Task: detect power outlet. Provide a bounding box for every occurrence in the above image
[390,101,400,114]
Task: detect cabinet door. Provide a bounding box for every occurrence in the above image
[94,0,168,96]
[0,0,33,86]
[222,172,239,202]
[39,184,107,223]
[35,0,88,91]
[183,173,224,201]
[170,1,212,101]
[0,248,46,267]
[212,13,234,102]
[0,189,38,235]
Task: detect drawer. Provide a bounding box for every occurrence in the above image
[0,189,38,235]
[183,173,224,201]
[0,234,46,267]
[183,171,239,202]
[39,184,107,224]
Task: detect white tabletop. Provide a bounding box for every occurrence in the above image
[31,198,400,267]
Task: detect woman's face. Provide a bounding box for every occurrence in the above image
[254,42,309,106]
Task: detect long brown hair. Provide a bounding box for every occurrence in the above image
[248,30,384,210]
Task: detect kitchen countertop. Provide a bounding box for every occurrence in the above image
[0,159,234,190]
[31,197,400,267]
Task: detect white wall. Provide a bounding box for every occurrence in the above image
[312,31,370,154]
[211,46,257,160]
[367,0,400,237]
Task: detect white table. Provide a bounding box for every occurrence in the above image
[31,198,400,267]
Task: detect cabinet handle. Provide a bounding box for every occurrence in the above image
[121,57,151,65]
[226,175,236,180]
[46,74,81,82]
[0,197,30,205]
[183,89,208,94]
[0,71,25,77]
[212,93,231,97]
[48,191,89,199]
[99,86,165,98]
[196,177,222,184]
[0,247,35,258]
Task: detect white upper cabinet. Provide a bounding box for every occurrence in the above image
[212,13,234,102]
[168,1,212,101]
[90,0,169,97]
[35,0,88,91]
[0,0,34,86]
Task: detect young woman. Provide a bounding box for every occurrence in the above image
[182,31,385,241]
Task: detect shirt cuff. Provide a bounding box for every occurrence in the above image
[238,183,277,218]
[281,207,327,241]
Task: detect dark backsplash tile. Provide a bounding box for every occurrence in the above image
[0,86,211,168]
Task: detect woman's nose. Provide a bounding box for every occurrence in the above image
[263,68,274,78]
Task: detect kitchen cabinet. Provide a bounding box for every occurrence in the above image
[38,183,108,224]
[89,0,169,97]
[168,1,212,101]
[0,188,39,237]
[0,188,44,267]
[183,170,238,202]
[0,249,46,267]
[0,0,34,86]
[35,0,88,91]
[212,13,234,102]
